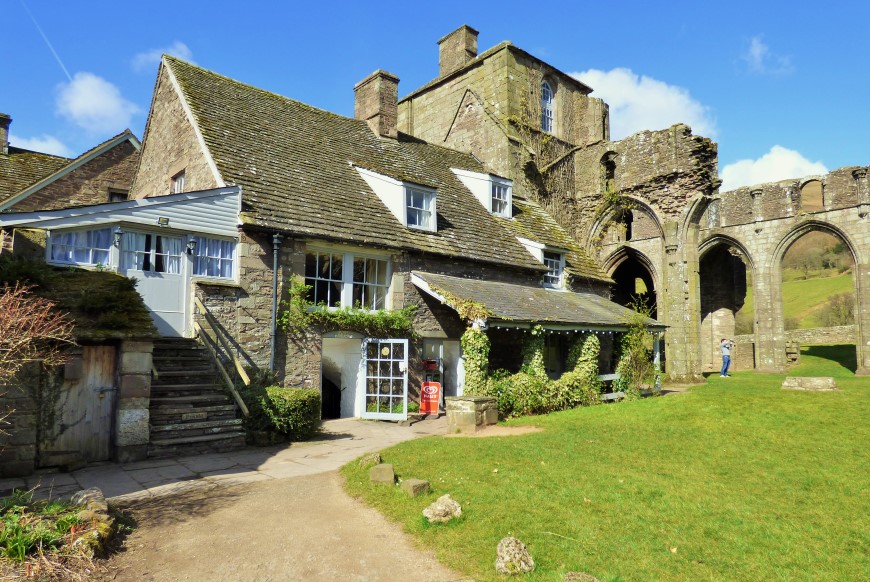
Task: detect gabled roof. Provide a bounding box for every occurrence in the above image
[163,56,544,271]
[0,147,71,203]
[0,130,141,211]
[413,271,663,330]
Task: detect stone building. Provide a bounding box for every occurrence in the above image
[397,25,869,378]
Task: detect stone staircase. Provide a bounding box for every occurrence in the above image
[148,338,246,458]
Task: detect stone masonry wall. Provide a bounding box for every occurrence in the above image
[784,325,857,345]
[9,141,140,211]
[0,366,40,477]
[131,66,219,199]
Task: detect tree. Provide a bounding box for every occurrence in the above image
[0,283,75,383]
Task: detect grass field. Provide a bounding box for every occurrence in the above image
[737,270,853,331]
[343,347,869,581]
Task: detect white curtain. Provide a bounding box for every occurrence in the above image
[162,236,183,274]
[193,236,235,278]
[122,232,146,270]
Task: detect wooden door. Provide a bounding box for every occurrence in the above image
[40,346,116,463]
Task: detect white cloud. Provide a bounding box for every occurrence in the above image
[571,68,717,140]
[56,72,140,134]
[720,146,827,191]
[742,36,793,75]
[132,41,194,72]
[8,133,73,157]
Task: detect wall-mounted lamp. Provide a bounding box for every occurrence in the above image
[186,237,197,255]
[113,226,123,248]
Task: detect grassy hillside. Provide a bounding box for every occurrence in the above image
[736,269,853,332]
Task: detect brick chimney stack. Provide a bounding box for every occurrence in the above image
[0,113,11,155]
[354,70,399,139]
[438,25,479,77]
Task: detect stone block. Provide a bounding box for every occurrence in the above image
[401,478,430,497]
[446,396,498,433]
[121,340,153,354]
[119,374,151,399]
[116,408,149,446]
[120,351,152,375]
[0,460,36,478]
[369,463,395,484]
[781,377,837,391]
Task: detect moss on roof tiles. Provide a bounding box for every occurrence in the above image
[164,56,544,271]
[0,148,71,204]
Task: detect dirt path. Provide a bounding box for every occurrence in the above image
[101,471,466,581]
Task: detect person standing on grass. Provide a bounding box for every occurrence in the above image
[720,338,734,377]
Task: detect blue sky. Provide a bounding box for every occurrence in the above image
[3,1,868,190]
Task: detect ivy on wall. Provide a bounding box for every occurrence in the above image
[460,327,490,394]
[277,281,416,338]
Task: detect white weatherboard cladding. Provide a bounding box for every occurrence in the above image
[452,168,493,213]
[355,166,407,227]
[0,187,241,238]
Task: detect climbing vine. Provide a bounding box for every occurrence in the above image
[277,281,416,338]
[460,327,490,394]
[614,300,659,399]
[430,285,493,323]
[520,325,547,379]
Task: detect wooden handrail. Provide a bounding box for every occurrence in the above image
[193,321,250,417]
[193,297,251,386]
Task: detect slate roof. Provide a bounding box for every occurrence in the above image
[505,193,610,283]
[164,56,545,271]
[0,147,71,204]
[414,271,663,329]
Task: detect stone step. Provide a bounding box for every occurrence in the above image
[154,367,215,377]
[150,382,224,391]
[150,404,237,415]
[151,408,237,423]
[150,394,233,405]
[147,432,246,458]
[150,418,243,433]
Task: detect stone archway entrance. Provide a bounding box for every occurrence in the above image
[699,243,751,372]
[610,252,657,319]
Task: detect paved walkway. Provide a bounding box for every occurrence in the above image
[0,417,448,502]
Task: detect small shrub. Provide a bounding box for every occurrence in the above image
[0,256,55,288]
[264,386,321,441]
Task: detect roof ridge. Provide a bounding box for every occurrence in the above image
[163,54,374,130]
[6,146,71,161]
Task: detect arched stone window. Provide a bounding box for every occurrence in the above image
[600,152,616,193]
[541,81,554,133]
[800,180,824,212]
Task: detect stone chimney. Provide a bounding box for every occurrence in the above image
[438,25,479,77]
[0,114,10,155]
[354,70,399,139]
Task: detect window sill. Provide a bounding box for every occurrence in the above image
[192,278,244,289]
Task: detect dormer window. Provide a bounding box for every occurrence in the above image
[406,186,436,231]
[543,251,564,288]
[491,179,512,217]
[541,81,554,133]
[451,169,513,218]
[354,166,438,233]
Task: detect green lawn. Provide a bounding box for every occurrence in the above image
[343,348,869,581]
[737,271,854,331]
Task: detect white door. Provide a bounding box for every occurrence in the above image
[121,231,187,336]
[360,338,409,421]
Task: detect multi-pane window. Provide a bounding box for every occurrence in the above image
[50,228,112,266]
[122,232,183,274]
[491,181,511,217]
[305,250,390,310]
[171,171,186,194]
[305,252,344,307]
[406,187,435,231]
[541,81,554,133]
[352,257,389,309]
[543,251,564,288]
[192,237,235,278]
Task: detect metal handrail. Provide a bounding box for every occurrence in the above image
[192,297,250,417]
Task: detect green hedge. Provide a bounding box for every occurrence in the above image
[264,386,321,440]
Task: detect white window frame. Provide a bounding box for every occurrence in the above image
[171,170,186,194]
[121,231,185,275]
[190,235,236,280]
[451,168,513,218]
[305,248,391,310]
[47,227,114,268]
[490,178,512,218]
[543,250,565,288]
[405,186,436,232]
[541,81,554,133]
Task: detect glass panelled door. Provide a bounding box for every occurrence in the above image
[121,231,187,336]
[360,339,409,420]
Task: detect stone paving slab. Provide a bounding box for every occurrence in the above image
[7,417,447,502]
